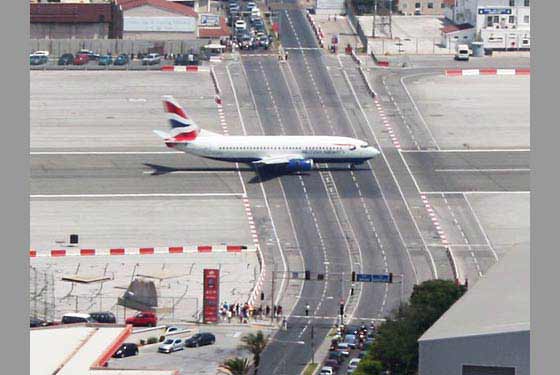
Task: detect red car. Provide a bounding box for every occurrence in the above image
[125,311,157,327]
[73,53,89,65]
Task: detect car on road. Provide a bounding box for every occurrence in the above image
[235,19,247,31]
[90,311,116,324]
[337,342,351,357]
[58,53,74,65]
[348,358,361,370]
[125,311,157,327]
[142,53,161,65]
[112,343,139,358]
[320,366,334,375]
[184,332,215,347]
[455,44,470,61]
[165,326,180,335]
[113,54,130,66]
[158,338,184,353]
[30,54,49,65]
[324,359,340,371]
[344,334,357,349]
[73,53,89,65]
[98,54,113,65]
[246,1,256,10]
[61,313,96,324]
[327,350,344,364]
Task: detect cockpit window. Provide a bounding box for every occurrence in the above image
[350,146,357,151]
[360,144,369,148]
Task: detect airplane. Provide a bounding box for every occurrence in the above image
[154,96,380,172]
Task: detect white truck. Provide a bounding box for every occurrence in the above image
[455,44,470,61]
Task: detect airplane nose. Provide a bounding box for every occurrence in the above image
[370,147,380,158]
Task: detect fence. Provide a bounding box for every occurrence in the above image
[345,1,368,53]
[29,39,210,59]
[29,267,56,322]
[369,37,456,56]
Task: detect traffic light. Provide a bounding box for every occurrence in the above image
[260,292,265,301]
[339,302,345,316]
[351,271,356,282]
[389,272,393,283]
[305,270,311,280]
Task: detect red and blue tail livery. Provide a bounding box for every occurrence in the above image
[162,95,200,140]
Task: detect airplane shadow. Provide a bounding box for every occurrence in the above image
[143,163,371,184]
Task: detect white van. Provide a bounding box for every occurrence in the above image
[455,44,470,61]
[61,313,95,324]
[251,7,260,17]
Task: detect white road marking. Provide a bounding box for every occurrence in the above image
[31,151,182,155]
[434,168,530,173]
[31,193,245,198]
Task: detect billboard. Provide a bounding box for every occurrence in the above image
[124,17,197,32]
[199,14,220,27]
[203,269,220,323]
[478,8,512,15]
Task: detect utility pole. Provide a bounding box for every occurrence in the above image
[271,268,275,323]
[311,324,315,365]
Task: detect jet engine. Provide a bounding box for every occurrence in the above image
[286,159,314,172]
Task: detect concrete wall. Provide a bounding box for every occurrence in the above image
[419,330,530,375]
[29,38,208,57]
[124,5,186,17]
[31,23,110,39]
[123,32,197,40]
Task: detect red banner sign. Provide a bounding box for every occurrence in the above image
[203,269,220,323]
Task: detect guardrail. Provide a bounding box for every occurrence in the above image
[358,66,376,98]
[306,10,325,48]
[210,66,222,95]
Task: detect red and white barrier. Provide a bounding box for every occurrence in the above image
[445,68,530,77]
[306,11,324,49]
[160,66,210,73]
[29,245,257,258]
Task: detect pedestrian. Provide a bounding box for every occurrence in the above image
[273,305,277,318]
[227,309,232,323]
[285,51,289,60]
[236,303,240,316]
[278,305,283,317]
[282,317,288,330]
[266,305,270,317]
[305,304,310,317]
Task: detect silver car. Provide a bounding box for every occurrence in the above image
[158,338,184,353]
[142,53,161,65]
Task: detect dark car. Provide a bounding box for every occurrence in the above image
[185,332,216,347]
[112,343,139,358]
[113,54,130,66]
[30,318,48,328]
[90,311,116,324]
[30,55,48,66]
[174,53,199,66]
[98,54,113,66]
[323,359,340,371]
[327,350,344,364]
[58,53,74,65]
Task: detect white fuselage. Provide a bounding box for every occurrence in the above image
[167,135,380,164]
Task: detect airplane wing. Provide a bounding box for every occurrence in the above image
[253,154,304,166]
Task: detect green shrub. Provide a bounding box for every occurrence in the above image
[147,336,158,345]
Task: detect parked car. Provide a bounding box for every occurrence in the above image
[90,311,116,324]
[158,338,184,353]
[112,343,139,358]
[30,54,48,66]
[184,332,216,347]
[348,358,361,370]
[165,326,180,335]
[174,53,199,66]
[61,313,96,324]
[142,53,161,65]
[246,1,256,10]
[58,53,74,65]
[125,311,157,327]
[113,54,130,66]
[78,49,100,60]
[73,53,89,65]
[32,50,49,56]
[98,54,113,65]
[320,367,334,375]
[337,342,350,357]
[30,317,48,328]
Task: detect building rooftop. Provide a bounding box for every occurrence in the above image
[419,245,529,342]
[441,23,474,34]
[117,0,198,18]
[30,3,114,23]
[198,16,230,39]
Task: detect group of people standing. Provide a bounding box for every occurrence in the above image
[219,302,284,323]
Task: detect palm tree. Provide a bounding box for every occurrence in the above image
[238,331,268,374]
[222,357,251,375]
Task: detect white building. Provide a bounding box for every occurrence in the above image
[442,0,530,50]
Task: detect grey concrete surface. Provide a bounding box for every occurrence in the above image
[401,150,530,192]
[31,197,251,250]
[30,71,218,150]
[30,253,258,323]
[465,192,530,258]
[108,325,275,375]
[404,74,530,149]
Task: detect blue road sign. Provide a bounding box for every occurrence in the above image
[356,273,391,283]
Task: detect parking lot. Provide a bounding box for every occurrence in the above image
[227,0,272,51]
[108,324,274,375]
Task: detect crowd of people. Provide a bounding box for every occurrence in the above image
[219,302,284,324]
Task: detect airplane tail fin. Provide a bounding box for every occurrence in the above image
[162,95,200,140]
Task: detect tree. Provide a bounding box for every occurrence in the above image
[238,331,268,375]
[355,279,467,375]
[222,357,251,375]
